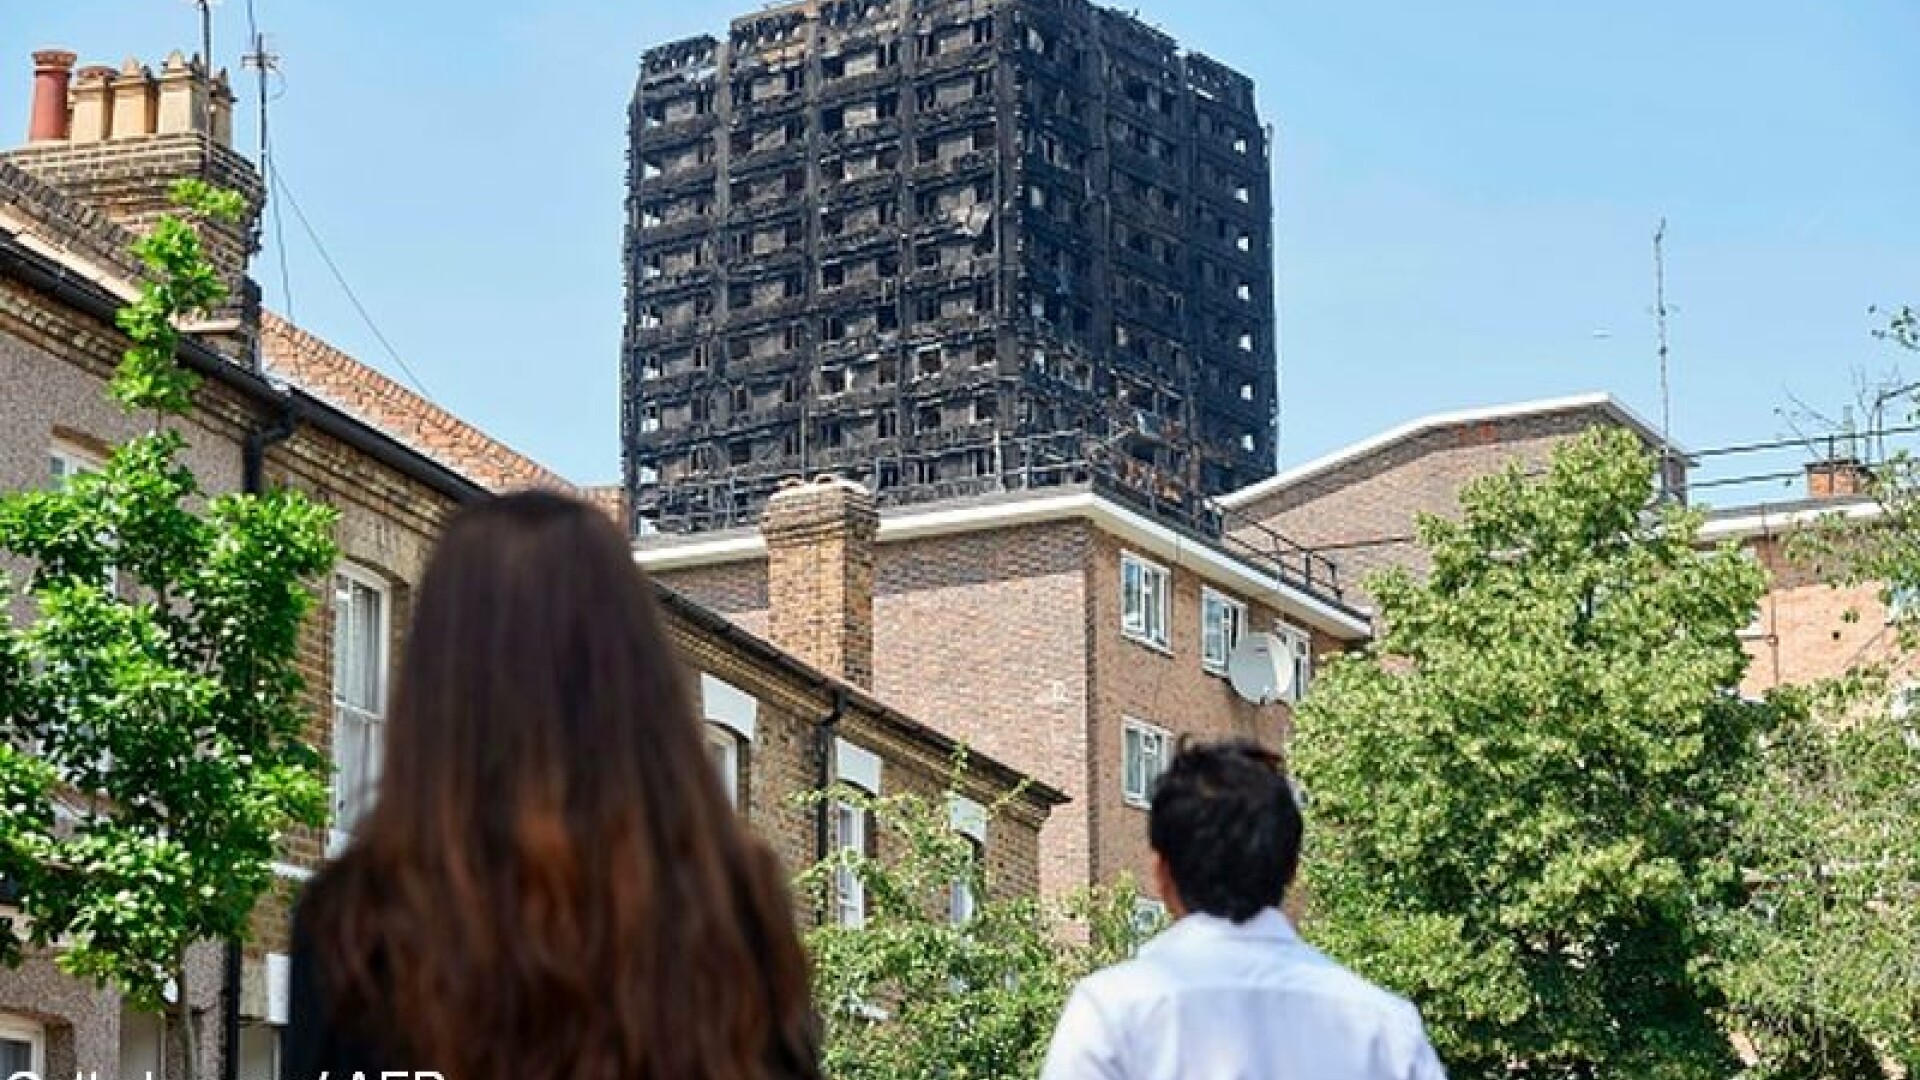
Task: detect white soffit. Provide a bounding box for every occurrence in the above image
[835,738,883,795]
[700,672,759,742]
[948,794,988,844]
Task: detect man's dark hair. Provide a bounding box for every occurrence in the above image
[1148,738,1302,923]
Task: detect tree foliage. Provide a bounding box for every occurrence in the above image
[801,783,1153,1080]
[1291,428,1772,1079]
[1709,676,1920,1079]
[0,180,336,1073]
[1706,308,1920,1079]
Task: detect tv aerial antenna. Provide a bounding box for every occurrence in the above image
[183,0,220,178]
[1652,218,1679,498]
[240,2,282,170]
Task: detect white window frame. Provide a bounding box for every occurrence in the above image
[49,439,105,488]
[948,795,988,925]
[1122,718,1172,809]
[700,673,759,742]
[1121,552,1171,652]
[834,740,882,928]
[949,836,982,925]
[1200,588,1248,675]
[0,1014,46,1078]
[1275,621,1313,705]
[699,673,757,811]
[834,799,868,928]
[330,565,390,852]
[706,724,742,808]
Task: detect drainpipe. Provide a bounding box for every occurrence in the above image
[220,940,242,1080]
[242,401,298,494]
[225,401,299,1080]
[814,687,848,920]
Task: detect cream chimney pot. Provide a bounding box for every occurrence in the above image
[68,64,115,143]
[154,51,204,136]
[109,59,156,140]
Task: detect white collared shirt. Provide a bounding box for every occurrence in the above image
[1041,909,1446,1080]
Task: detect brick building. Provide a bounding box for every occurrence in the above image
[625,0,1278,535]
[640,479,1368,907]
[1217,393,1907,699]
[2,48,1053,1080]
[1217,393,1672,609]
[1699,461,1908,698]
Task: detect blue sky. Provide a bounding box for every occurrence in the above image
[8,1,1917,497]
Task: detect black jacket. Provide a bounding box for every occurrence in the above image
[283,890,413,1080]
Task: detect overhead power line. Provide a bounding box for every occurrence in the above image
[266,136,436,401]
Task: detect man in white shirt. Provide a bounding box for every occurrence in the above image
[1041,739,1446,1080]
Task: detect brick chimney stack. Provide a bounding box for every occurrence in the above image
[762,476,879,689]
[8,48,265,361]
[1807,457,1871,500]
[28,50,75,142]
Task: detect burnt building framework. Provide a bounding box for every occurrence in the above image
[623,0,1277,534]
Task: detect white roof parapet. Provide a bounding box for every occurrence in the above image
[1697,499,1883,542]
[635,489,1372,641]
[1220,393,1672,509]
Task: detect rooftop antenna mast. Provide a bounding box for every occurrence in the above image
[186,0,217,179]
[1653,217,1675,497]
[241,0,297,328]
[241,10,280,171]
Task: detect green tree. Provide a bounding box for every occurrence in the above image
[0,181,336,1080]
[1709,676,1919,1079]
[1291,428,1772,1079]
[1706,308,1920,1078]
[802,782,1153,1080]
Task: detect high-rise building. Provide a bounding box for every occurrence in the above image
[624,0,1276,534]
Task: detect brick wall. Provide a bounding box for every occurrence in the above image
[872,522,1095,900]
[666,600,1051,911]
[1230,408,1635,607]
[657,523,1095,899]
[1083,530,1306,890]
[0,161,149,285]
[653,515,1335,903]
[1739,531,1914,695]
[664,558,771,636]
[0,277,440,1080]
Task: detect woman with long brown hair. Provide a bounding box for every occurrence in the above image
[286,492,821,1080]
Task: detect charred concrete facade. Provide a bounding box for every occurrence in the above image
[625,0,1277,535]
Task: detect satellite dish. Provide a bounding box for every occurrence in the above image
[1228,632,1294,705]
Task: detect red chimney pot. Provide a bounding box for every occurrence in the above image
[29,49,78,143]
